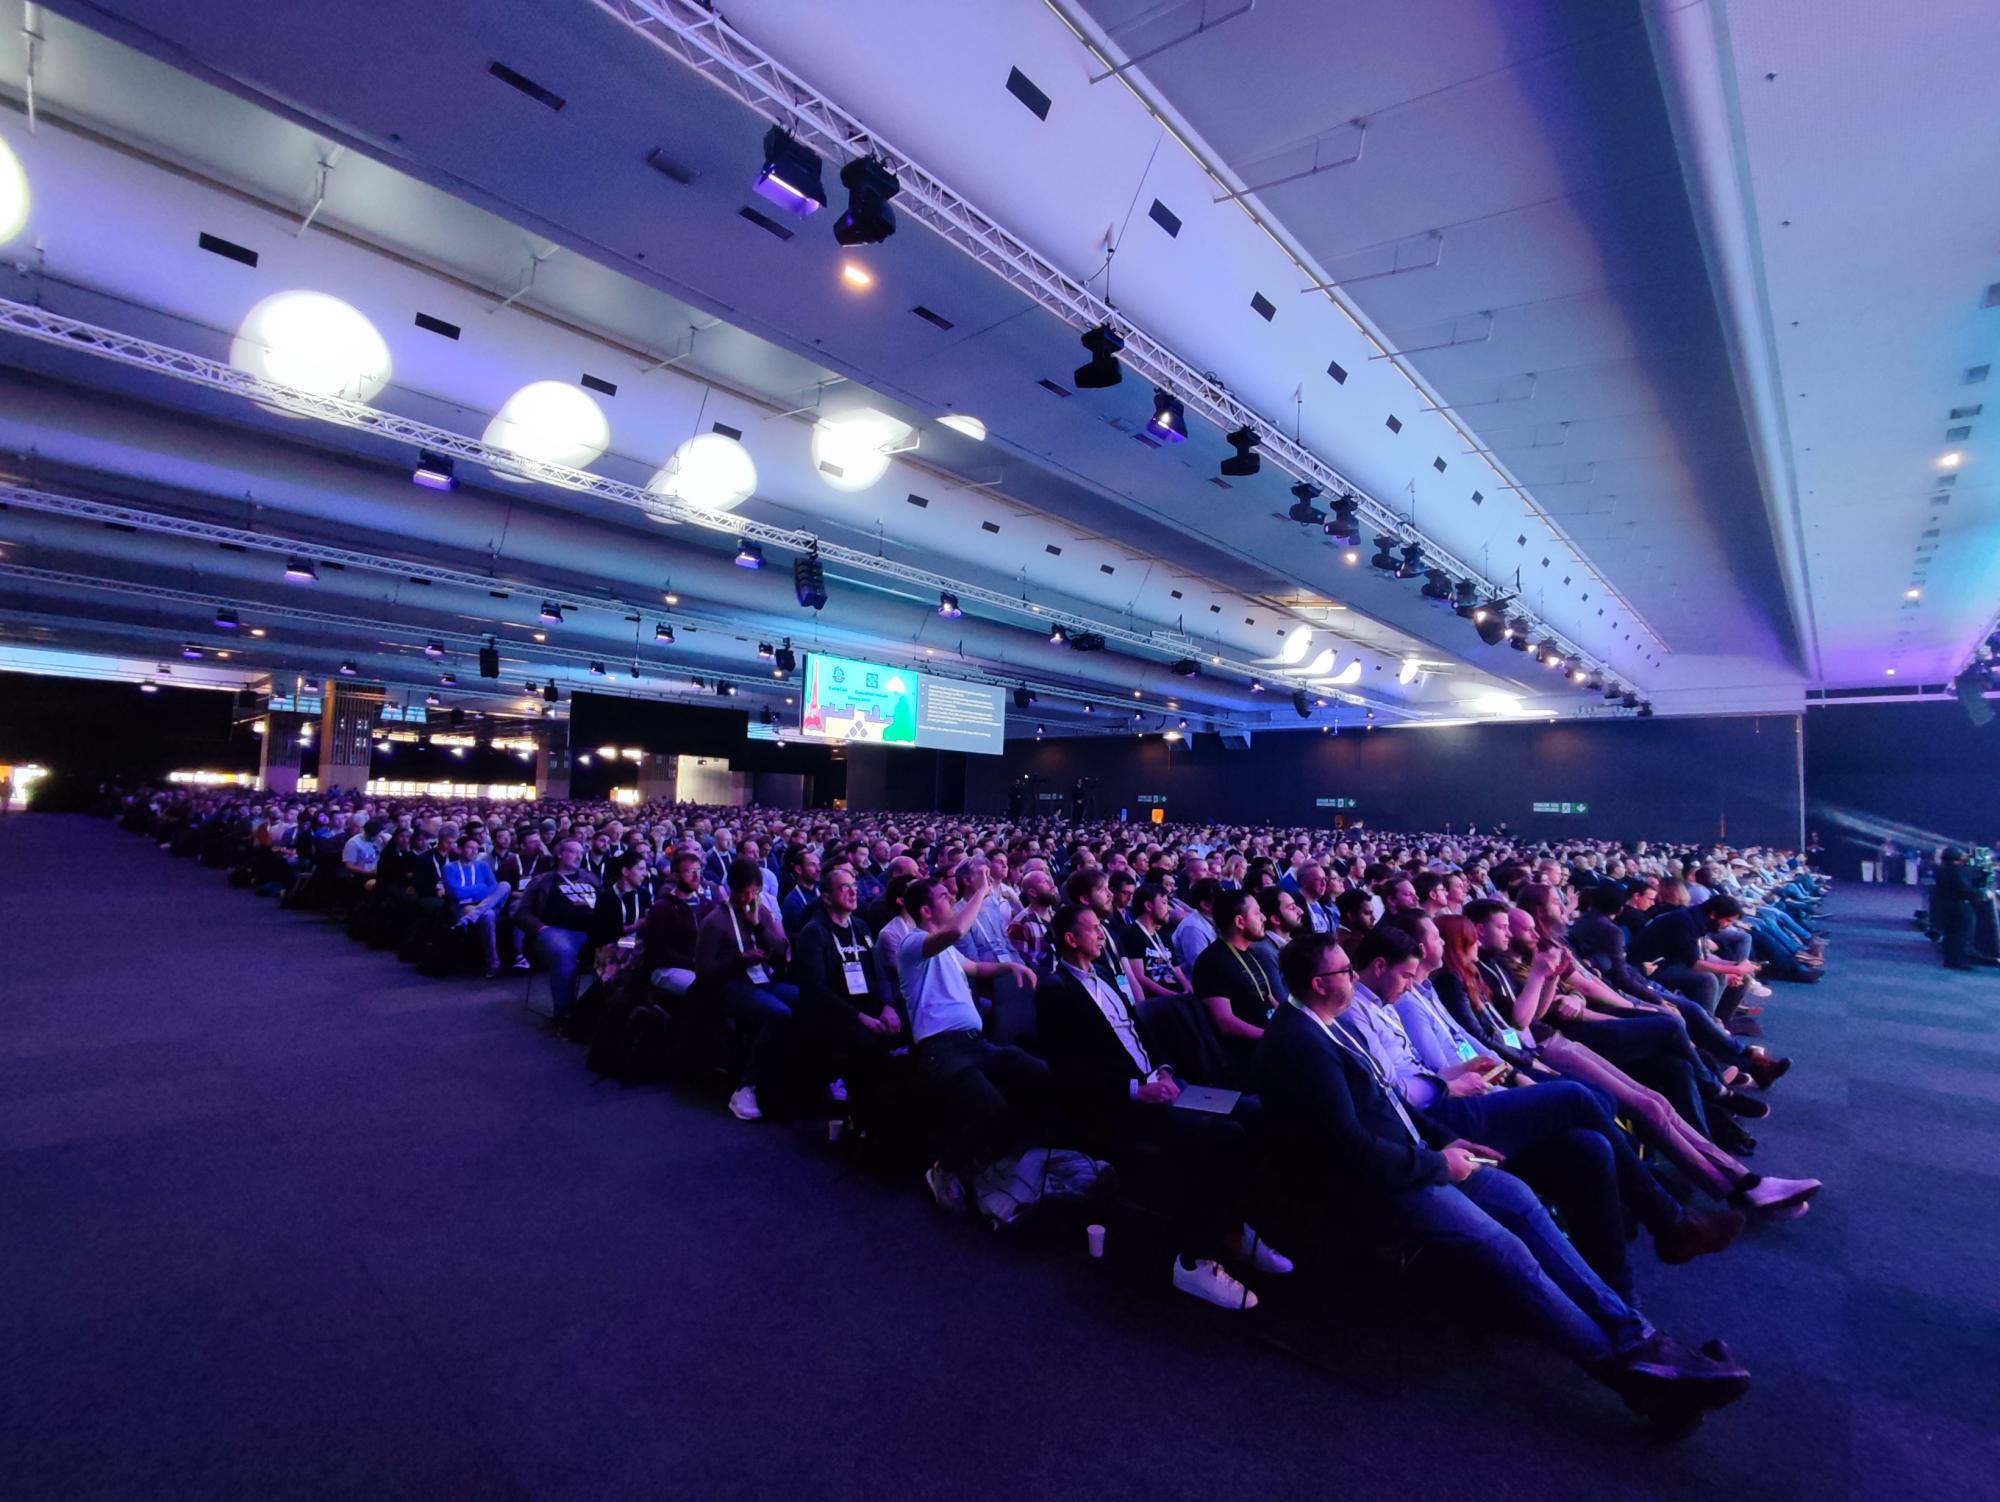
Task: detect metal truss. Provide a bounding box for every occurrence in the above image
[589,0,1642,694]
[0,295,1355,710]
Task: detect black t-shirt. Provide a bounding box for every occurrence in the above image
[1119,921,1181,988]
[1191,940,1278,1029]
[1633,905,1705,969]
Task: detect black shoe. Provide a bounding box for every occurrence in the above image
[1606,1334,1752,1422]
[1717,1090,1770,1119]
[1709,1117,1757,1156]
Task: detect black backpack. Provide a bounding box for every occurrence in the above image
[585,997,674,1086]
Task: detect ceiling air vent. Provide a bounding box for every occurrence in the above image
[1949,404,1983,420]
[414,311,460,339]
[737,206,794,241]
[1385,414,1402,434]
[911,305,955,331]
[1149,199,1182,238]
[1005,66,1052,120]
[197,232,258,267]
[1327,358,1348,385]
[905,493,930,509]
[1966,365,1990,384]
[1045,544,1062,557]
[581,374,618,397]
[980,520,1000,534]
[711,422,742,440]
[1251,292,1276,322]
[1038,378,1072,397]
[488,61,565,111]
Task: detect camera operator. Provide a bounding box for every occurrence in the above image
[1932,847,1993,971]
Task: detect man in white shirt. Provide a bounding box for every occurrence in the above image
[1171,878,1220,973]
[899,868,1046,1215]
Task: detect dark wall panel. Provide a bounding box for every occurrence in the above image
[1805,702,2000,872]
[568,692,843,804]
[0,672,257,787]
[961,715,1803,846]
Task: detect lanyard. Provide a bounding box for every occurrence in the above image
[1313,1006,1423,1144]
[1230,944,1273,1006]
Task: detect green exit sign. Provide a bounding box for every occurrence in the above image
[1315,797,1357,809]
[1532,801,1590,815]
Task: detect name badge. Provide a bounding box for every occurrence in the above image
[745,963,771,985]
[1454,1040,1478,1063]
[842,961,869,996]
[1113,972,1132,998]
[1500,1027,1522,1050]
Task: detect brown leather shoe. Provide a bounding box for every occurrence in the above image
[1655,1208,1745,1265]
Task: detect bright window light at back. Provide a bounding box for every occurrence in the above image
[647,432,757,514]
[230,291,392,405]
[482,381,610,476]
[0,136,28,243]
[937,414,986,442]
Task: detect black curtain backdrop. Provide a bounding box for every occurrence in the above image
[1804,702,2000,875]
[567,692,845,805]
[966,714,1803,846]
[0,672,258,801]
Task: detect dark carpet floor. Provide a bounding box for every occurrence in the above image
[3,814,1996,1500]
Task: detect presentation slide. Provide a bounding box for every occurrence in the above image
[798,653,1006,755]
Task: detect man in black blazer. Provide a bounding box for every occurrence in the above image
[1038,903,1291,1312]
[1258,932,1752,1428]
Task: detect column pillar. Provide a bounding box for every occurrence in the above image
[534,718,571,800]
[258,709,310,796]
[635,752,678,804]
[317,681,384,796]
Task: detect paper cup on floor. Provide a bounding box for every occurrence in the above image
[1086,1224,1106,1259]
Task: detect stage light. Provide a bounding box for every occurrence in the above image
[1397,543,1424,580]
[715,680,736,697]
[1048,624,1067,646]
[284,558,317,583]
[839,261,874,289]
[1083,702,1094,714]
[1171,658,1199,678]
[1250,679,1264,693]
[1220,426,1261,478]
[1453,579,1481,615]
[1420,569,1453,604]
[230,290,390,405]
[1145,389,1188,444]
[937,591,962,619]
[1073,324,1125,389]
[478,641,500,678]
[1292,689,1312,718]
[754,125,827,217]
[339,660,358,676]
[757,642,775,661]
[1619,692,1639,709]
[735,539,766,569]
[1288,482,1325,526]
[425,693,441,707]
[1506,617,1533,650]
[181,644,203,660]
[1637,702,1655,718]
[440,672,458,687]
[301,677,319,693]
[774,642,797,674]
[140,679,158,694]
[249,628,266,638]
[543,680,560,704]
[1324,495,1362,546]
[655,622,675,644]
[213,608,240,630]
[482,382,609,473]
[833,154,899,245]
[1370,536,1400,573]
[589,661,607,677]
[1036,725,1045,737]
[539,600,564,624]
[1603,682,1622,701]
[424,640,444,659]
[1067,631,1107,652]
[413,451,458,491]
[649,433,757,514]
[793,551,828,610]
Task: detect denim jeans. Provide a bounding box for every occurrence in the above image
[914,1028,1053,1174]
[528,926,589,1016]
[1430,1078,1680,1298]
[1560,1013,1712,1136]
[1654,961,1723,1015]
[719,978,800,1087]
[1369,1166,1653,1369]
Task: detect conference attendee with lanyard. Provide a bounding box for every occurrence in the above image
[1293,862,1337,935]
[1170,878,1220,974]
[442,835,511,979]
[790,866,897,1106]
[638,847,711,1003]
[694,859,799,1123]
[1190,889,1282,1090]
[1257,932,1753,1431]
[1120,882,1189,998]
[1037,903,1291,1311]
[608,850,656,935]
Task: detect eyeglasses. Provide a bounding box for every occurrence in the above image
[1315,966,1351,981]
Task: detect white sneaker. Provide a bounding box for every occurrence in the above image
[511,955,531,972]
[1742,1175,1820,1213]
[827,1078,849,1104]
[727,1086,762,1122]
[925,1162,969,1217]
[1747,979,1774,999]
[1241,1225,1294,1276]
[1172,1256,1258,1311]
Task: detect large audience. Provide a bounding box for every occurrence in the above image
[117,788,1834,1433]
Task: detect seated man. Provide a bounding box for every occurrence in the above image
[1120,881,1189,998]
[1190,889,1281,1088]
[442,834,511,979]
[1039,903,1289,1310]
[606,850,657,935]
[792,865,899,1102]
[695,859,798,1123]
[1260,933,1751,1427]
[1633,893,1756,1019]
[899,868,1047,1216]
[639,848,710,1002]
[512,837,620,1031]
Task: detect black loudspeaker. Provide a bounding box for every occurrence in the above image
[1957,667,1994,728]
[448,708,466,727]
[478,643,500,679]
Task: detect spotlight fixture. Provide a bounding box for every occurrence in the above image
[478,641,500,678]
[412,451,458,491]
[734,539,766,569]
[301,677,319,693]
[832,154,900,245]
[1291,689,1312,719]
[589,661,607,677]
[629,662,641,679]
[1066,631,1107,652]
[139,679,158,694]
[425,693,442,707]
[1420,569,1454,604]
[1048,623,1067,646]
[792,550,828,610]
[440,671,458,687]
[1397,543,1425,580]
[1073,324,1125,389]
[1220,426,1262,478]
[538,600,564,625]
[181,643,203,660]
[1012,686,1034,710]
[1452,579,1481,615]
[1369,536,1400,573]
[655,622,675,644]
[1506,617,1533,650]
[339,660,358,676]
[1287,481,1325,526]
[1083,702,1095,715]
[757,642,776,661]
[423,640,445,659]
[1171,657,1199,678]
[1035,724,1045,737]
[283,557,317,583]
[937,591,962,619]
[1636,702,1655,718]
[714,680,736,697]
[1324,494,1362,546]
[1250,678,1264,693]
[1603,682,1623,701]
[542,679,559,704]
[213,608,240,630]
[773,641,797,675]
[1145,389,1188,444]
[1619,692,1639,709]
[753,124,827,217]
